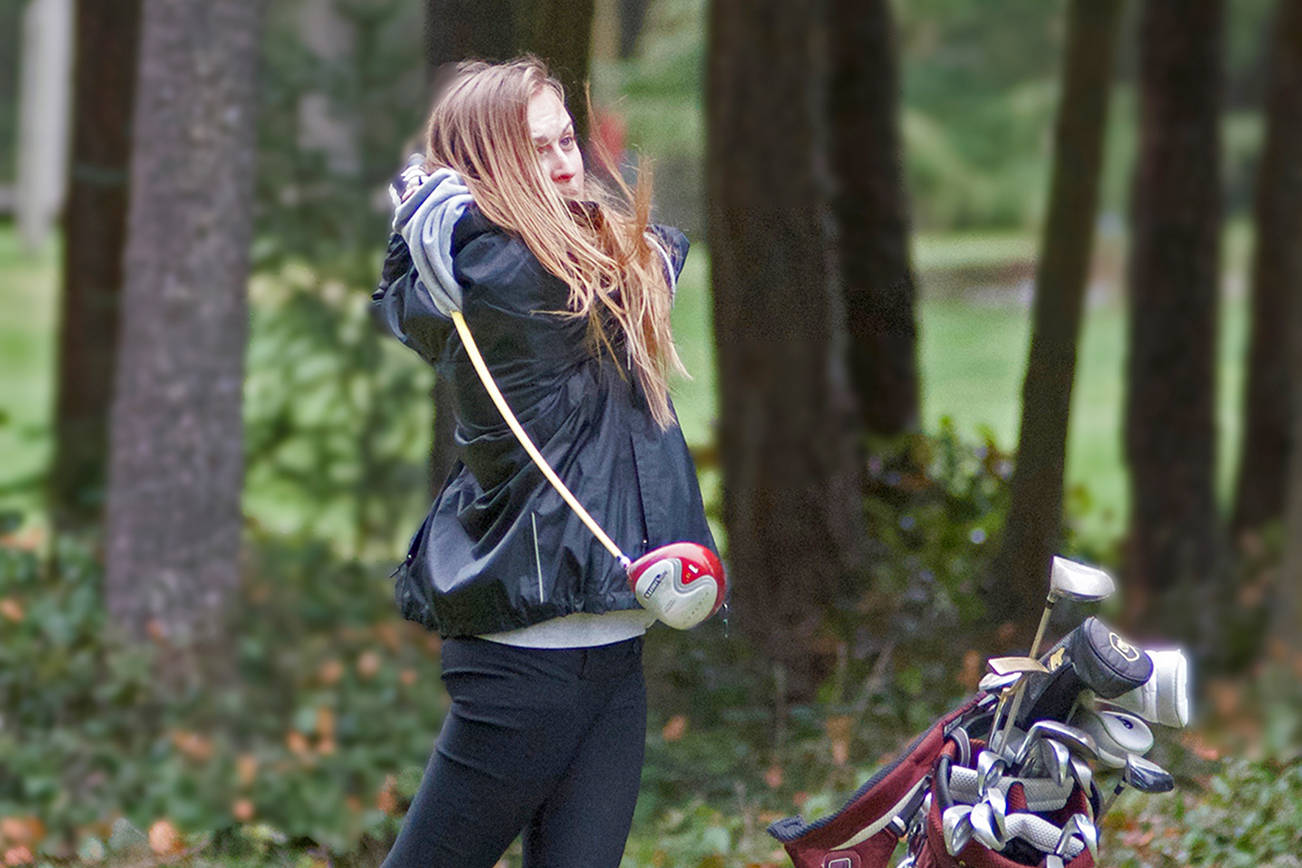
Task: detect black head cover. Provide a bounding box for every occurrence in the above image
[1018,617,1154,727]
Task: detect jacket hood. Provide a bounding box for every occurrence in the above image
[393,167,472,319]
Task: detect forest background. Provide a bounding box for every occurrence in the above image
[0,0,1300,865]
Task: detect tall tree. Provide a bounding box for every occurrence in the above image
[827,0,920,437]
[105,0,265,656]
[1231,0,1302,539]
[48,0,142,534]
[708,0,866,697]
[991,0,1124,630]
[1124,0,1225,657]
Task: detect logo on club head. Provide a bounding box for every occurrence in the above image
[1047,647,1067,671]
[1108,631,1141,662]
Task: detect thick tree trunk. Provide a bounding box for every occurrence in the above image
[105,0,264,655]
[707,0,865,698]
[992,0,1123,634]
[49,0,142,534]
[521,0,595,140]
[1124,0,1226,658]
[425,0,594,138]
[1232,0,1302,539]
[827,0,919,437]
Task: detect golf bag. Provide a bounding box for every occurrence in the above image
[768,694,1095,868]
[769,610,1185,868]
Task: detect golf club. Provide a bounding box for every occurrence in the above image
[1013,721,1100,771]
[1073,704,1154,768]
[993,557,1116,752]
[1099,754,1175,819]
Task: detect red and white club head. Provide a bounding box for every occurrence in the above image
[626,542,726,630]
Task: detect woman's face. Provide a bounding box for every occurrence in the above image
[527,87,584,199]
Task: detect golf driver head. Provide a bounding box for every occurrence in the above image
[1105,647,1192,728]
[1074,704,1154,768]
[1050,556,1116,602]
[627,542,726,629]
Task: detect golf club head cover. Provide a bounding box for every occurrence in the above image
[769,697,982,868]
[626,542,726,630]
[1016,617,1153,729]
[1101,648,1191,728]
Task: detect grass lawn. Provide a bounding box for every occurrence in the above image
[0,224,1252,551]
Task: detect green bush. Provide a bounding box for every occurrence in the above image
[0,535,446,863]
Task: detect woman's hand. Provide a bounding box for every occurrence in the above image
[388,155,430,208]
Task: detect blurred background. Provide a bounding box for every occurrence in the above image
[1,0,1299,865]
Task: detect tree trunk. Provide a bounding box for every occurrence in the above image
[827,0,920,437]
[520,0,596,140]
[105,0,264,657]
[48,0,142,534]
[1124,0,1226,659]
[991,0,1123,635]
[707,0,865,698]
[1231,0,1302,540]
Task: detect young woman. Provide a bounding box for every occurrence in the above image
[371,57,718,867]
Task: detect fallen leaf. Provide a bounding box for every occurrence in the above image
[148,820,182,855]
[0,599,22,623]
[237,753,259,787]
[286,730,311,757]
[662,715,688,742]
[3,845,32,866]
[357,650,382,679]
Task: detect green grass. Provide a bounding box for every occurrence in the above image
[0,225,1254,550]
[0,229,58,516]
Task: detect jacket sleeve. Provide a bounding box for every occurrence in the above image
[371,232,453,367]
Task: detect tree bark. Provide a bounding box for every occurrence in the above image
[1232,0,1302,539]
[1124,0,1226,658]
[105,0,265,656]
[520,0,596,140]
[707,0,865,697]
[49,0,142,534]
[424,0,594,139]
[991,0,1123,634]
[827,0,920,437]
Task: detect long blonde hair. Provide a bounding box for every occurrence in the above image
[423,56,684,429]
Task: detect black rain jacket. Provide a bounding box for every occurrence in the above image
[372,205,717,637]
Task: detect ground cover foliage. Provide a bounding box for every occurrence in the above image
[3,421,1297,866]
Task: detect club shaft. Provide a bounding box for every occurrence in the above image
[993,595,1058,753]
[452,311,629,566]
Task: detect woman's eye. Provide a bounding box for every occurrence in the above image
[560,135,575,149]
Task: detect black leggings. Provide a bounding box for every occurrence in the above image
[381,636,647,868]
